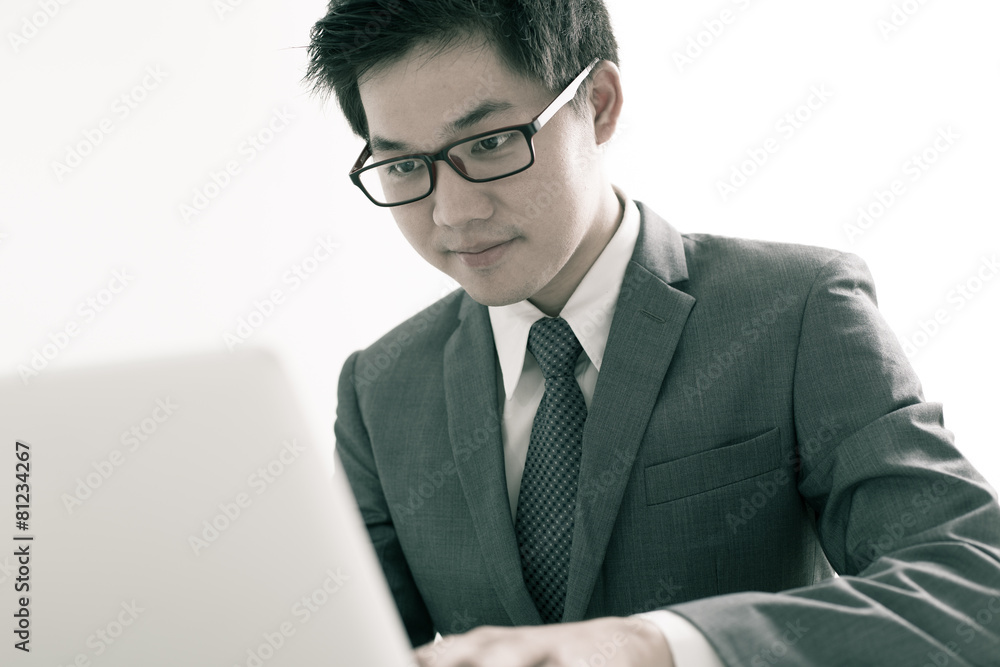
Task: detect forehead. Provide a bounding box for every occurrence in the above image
[358,39,551,152]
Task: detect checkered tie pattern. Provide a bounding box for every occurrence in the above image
[515,316,587,624]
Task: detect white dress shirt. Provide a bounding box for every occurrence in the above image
[487,187,724,667]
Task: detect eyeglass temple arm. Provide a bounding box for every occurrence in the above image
[351,144,373,175]
[533,58,601,128]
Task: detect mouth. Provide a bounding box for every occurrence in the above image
[453,239,515,269]
[451,239,514,254]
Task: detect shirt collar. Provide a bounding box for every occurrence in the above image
[488,186,642,400]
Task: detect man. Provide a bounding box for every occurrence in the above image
[305,1,1000,665]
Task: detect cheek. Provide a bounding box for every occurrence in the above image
[392,211,437,257]
[524,143,593,214]
[498,163,582,226]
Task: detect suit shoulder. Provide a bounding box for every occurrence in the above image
[356,287,465,361]
[345,288,467,396]
[680,232,866,287]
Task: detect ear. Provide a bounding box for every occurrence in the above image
[588,61,624,146]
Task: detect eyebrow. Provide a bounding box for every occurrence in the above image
[370,99,516,154]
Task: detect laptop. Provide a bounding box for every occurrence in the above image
[0,349,415,666]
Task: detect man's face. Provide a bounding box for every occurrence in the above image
[357,39,612,311]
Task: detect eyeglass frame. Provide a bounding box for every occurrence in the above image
[348,58,601,207]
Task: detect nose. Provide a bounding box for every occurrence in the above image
[430,160,494,228]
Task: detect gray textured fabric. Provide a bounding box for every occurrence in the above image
[334,202,1000,665]
[516,317,587,624]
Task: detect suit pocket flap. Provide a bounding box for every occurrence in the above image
[644,427,783,505]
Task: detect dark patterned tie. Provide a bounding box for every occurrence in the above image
[515,316,587,623]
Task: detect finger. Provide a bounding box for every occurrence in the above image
[413,631,547,667]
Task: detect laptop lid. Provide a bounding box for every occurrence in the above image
[1,349,415,666]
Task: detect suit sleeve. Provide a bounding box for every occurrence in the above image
[335,350,436,648]
[667,252,1000,666]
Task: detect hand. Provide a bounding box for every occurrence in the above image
[413,615,674,667]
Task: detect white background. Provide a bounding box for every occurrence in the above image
[1,0,997,486]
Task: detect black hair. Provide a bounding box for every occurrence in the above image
[305,0,620,138]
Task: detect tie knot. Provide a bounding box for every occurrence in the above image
[527,317,584,380]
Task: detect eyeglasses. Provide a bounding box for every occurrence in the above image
[349,58,600,207]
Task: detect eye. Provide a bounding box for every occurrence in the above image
[471,132,514,154]
[387,160,424,177]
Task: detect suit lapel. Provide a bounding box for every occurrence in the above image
[562,203,696,621]
[443,295,542,626]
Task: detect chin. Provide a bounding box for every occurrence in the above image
[460,282,534,308]
[462,290,518,308]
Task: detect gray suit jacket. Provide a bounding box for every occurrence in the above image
[334,203,1000,665]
